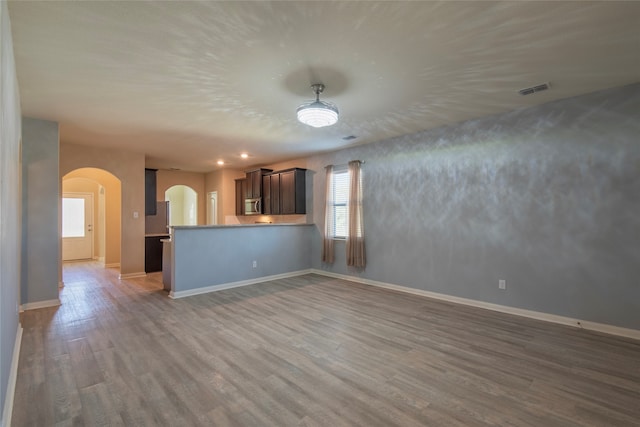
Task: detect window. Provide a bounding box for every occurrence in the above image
[322,160,365,266]
[330,169,349,239]
[62,197,85,238]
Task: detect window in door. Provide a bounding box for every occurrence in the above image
[62,193,93,261]
[62,197,85,237]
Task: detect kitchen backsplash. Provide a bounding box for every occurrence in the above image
[226,214,308,225]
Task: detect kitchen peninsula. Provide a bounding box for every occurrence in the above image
[166,223,314,298]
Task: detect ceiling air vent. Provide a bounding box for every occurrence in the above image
[518,82,550,96]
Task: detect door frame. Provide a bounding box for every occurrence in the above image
[207,191,218,225]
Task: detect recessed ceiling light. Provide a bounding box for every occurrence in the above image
[217,160,224,165]
[240,153,249,159]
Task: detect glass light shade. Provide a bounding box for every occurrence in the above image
[297,101,339,128]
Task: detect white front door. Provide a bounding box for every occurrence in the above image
[62,193,93,261]
[207,191,218,225]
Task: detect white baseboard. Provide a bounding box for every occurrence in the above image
[20,298,61,311]
[104,262,120,268]
[119,272,146,279]
[1,325,22,427]
[170,269,314,299]
[310,269,640,341]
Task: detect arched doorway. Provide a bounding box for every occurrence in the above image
[165,185,198,226]
[62,168,122,268]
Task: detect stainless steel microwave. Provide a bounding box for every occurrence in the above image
[244,198,261,215]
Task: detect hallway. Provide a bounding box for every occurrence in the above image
[12,262,168,425]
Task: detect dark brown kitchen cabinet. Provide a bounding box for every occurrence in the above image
[262,173,281,215]
[279,168,306,214]
[236,169,271,215]
[245,168,272,199]
[235,178,246,215]
[262,175,271,215]
[145,168,157,215]
[145,235,166,273]
[236,167,305,216]
[270,173,281,215]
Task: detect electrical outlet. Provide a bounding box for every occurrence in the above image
[498,279,506,290]
[252,260,257,268]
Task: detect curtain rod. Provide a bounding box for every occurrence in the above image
[325,160,365,168]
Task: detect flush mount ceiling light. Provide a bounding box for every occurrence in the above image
[297,83,339,128]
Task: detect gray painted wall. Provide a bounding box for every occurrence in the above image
[309,83,640,330]
[0,0,22,419]
[21,118,60,304]
[172,225,312,292]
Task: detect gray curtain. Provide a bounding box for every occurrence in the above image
[321,165,335,264]
[346,160,365,268]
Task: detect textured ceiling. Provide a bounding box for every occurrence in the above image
[8,1,640,172]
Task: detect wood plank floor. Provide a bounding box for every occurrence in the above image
[12,262,640,426]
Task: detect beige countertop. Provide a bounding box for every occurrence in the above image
[171,223,313,230]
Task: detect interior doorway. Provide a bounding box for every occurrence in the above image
[62,168,122,269]
[165,185,198,226]
[207,191,218,225]
[62,192,93,261]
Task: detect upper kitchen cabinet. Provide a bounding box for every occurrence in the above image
[262,173,281,215]
[262,175,272,215]
[270,173,281,215]
[235,167,305,216]
[279,168,306,214]
[245,168,273,199]
[145,168,157,215]
[235,178,246,216]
